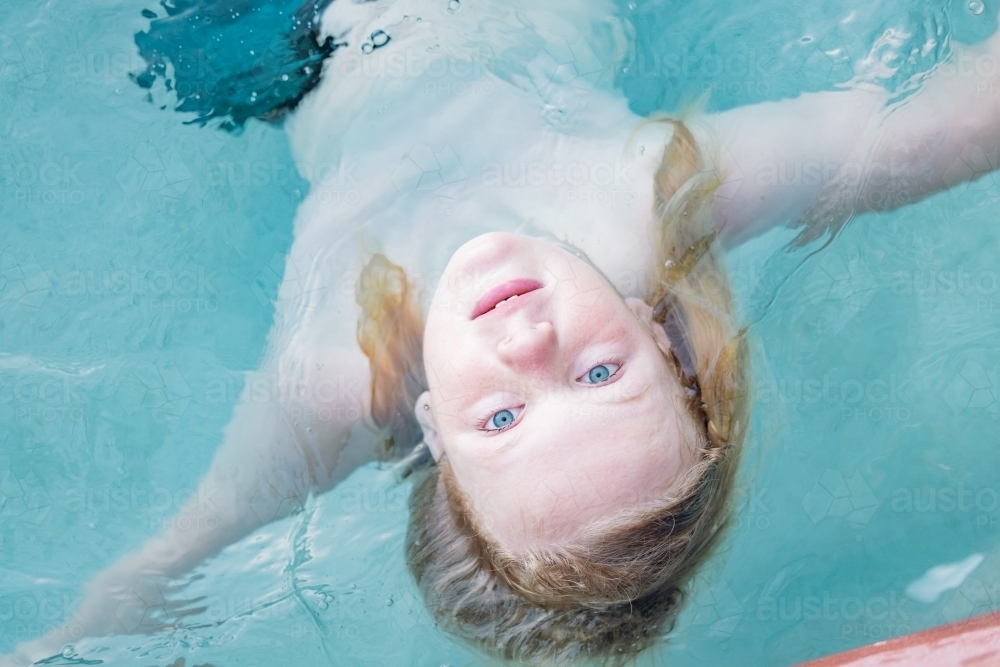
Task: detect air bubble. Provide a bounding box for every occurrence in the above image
[447,0,461,12]
[61,646,75,659]
[970,0,985,14]
[371,29,390,47]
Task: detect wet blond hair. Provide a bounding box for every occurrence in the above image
[356,119,749,664]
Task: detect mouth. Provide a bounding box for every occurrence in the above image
[472,279,544,319]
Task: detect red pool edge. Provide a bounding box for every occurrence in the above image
[798,610,1000,666]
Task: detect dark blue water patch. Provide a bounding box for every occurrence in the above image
[131,0,339,132]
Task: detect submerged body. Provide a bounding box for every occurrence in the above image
[8,0,1000,663]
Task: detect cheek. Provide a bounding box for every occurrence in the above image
[427,343,485,396]
[559,291,637,340]
[635,402,697,483]
[423,318,472,386]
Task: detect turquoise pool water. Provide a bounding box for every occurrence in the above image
[3,0,1000,665]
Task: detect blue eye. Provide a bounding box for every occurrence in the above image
[484,407,521,431]
[492,410,514,427]
[584,363,621,384]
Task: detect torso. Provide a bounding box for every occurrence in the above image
[267,0,677,480]
[283,34,673,336]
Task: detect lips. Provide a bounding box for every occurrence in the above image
[471,279,544,319]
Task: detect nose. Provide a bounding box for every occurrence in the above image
[496,321,557,372]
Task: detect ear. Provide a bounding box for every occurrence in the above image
[414,391,444,462]
[626,297,672,356]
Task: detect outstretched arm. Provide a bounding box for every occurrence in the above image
[708,19,1000,247]
[7,247,374,664]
